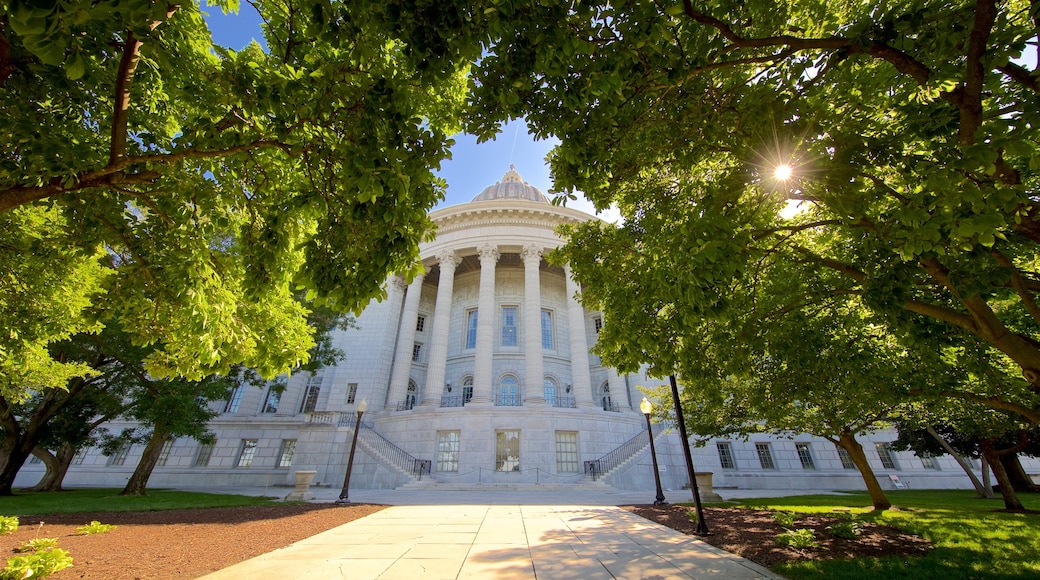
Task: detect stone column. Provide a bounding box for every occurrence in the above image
[606,367,631,410]
[565,263,595,407]
[522,245,546,405]
[421,251,461,407]
[470,243,499,406]
[386,274,424,410]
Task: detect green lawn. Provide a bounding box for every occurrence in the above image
[733,490,1040,579]
[0,488,279,516]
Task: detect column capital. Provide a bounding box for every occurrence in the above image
[389,275,409,293]
[477,243,500,265]
[520,244,543,264]
[436,250,462,271]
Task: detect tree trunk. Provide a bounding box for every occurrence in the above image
[999,453,1040,492]
[0,433,40,496]
[925,426,990,498]
[981,455,994,497]
[981,439,1025,512]
[839,431,891,511]
[25,444,76,492]
[120,431,168,496]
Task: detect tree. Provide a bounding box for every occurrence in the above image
[457,1,1040,422]
[1,1,470,386]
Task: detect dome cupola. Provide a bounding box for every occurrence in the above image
[471,165,549,203]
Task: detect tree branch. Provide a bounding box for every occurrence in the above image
[959,0,998,145]
[991,248,1040,326]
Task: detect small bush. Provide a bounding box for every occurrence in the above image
[15,538,60,553]
[1,548,73,579]
[76,521,116,535]
[776,528,818,549]
[770,511,798,528]
[0,517,17,536]
[828,519,864,540]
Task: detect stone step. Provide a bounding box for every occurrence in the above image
[396,481,617,492]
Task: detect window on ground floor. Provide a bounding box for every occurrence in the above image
[195,443,214,467]
[109,443,131,466]
[755,442,775,470]
[496,430,520,472]
[555,431,579,473]
[156,438,175,467]
[717,442,735,469]
[876,443,899,470]
[796,443,816,470]
[920,453,940,470]
[836,445,856,469]
[278,440,297,468]
[436,431,460,473]
[237,439,258,467]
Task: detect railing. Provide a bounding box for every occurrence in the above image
[602,402,621,413]
[548,395,577,408]
[441,395,466,408]
[584,428,650,480]
[339,414,431,479]
[396,400,415,411]
[306,412,340,424]
[494,393,522,407]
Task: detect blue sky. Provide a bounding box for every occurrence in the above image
[202,3,615,216]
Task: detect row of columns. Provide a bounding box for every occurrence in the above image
[386,243,616,410]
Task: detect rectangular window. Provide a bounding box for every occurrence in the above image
[555,431,579,473]
[796,443,816,469]
[541,309,554,350]
[717,442,735,469]
[496,430,520,472]
[224,386,244,413]
[109,444,131,466]
[156,438,175,467]
[412,343,422,362]
[501,306,518,346]
[876,443,899,470]
[594,316,603,334]
[465,309,478,349]
[262,388,281,413]
[237,439,258,467]
[920,453,940,470]
[836,445,856,469]
[278,440,297,468]
[195,443,214,467]
[72,448,89,465]
[755,442,775,470]
[299,377,321,413]
[416,315,426,333]
[347,383,358,405]
[436,431,460,473]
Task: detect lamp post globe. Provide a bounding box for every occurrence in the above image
[336,398,368,505]
[640,397,667,507]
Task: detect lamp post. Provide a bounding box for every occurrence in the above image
[640,397,668,506]
[670,375,710,535]
[336,398,368,505]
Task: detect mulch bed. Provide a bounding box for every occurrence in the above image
[623,504,933,568]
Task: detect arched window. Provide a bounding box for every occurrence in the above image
[543,378,557,406]
[499,375,520,406]
[599,381,613,412]
[405,380,418,410]
[462,377,474,404]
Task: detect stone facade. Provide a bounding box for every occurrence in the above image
[15,167,1038,494]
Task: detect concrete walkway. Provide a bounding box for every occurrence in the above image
[195,488,795,579]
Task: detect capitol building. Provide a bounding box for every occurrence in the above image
[17,168,1016,494]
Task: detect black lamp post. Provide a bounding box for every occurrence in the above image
[336,398,368,505]
[640,397,668,506]
[670,375,710,535]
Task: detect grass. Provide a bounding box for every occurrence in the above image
[732,490,1040,579]
[0,489,279,516]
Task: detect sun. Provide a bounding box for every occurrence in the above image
[774,164,793,181]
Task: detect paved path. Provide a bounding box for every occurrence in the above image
[197,501,784,579]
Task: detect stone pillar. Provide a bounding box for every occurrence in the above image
[386,273,424,410]
[522,245,546,405]
[607,367,631,410]
[470,243,499,406]
[421,251,461,407]
[565,263,595,407]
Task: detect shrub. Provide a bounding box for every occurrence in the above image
[828,519,864,540]
[15,538,60,553]
[76,521,116,535]
[776,528,818,549]
[770,511,798,528]
[0,517,17,536]
[0,548,73,579]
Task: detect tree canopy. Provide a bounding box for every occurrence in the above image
[1,0,472,386]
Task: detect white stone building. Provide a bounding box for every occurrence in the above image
[17,168,1030,494]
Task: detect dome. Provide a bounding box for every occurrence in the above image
[471,165,549,203]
